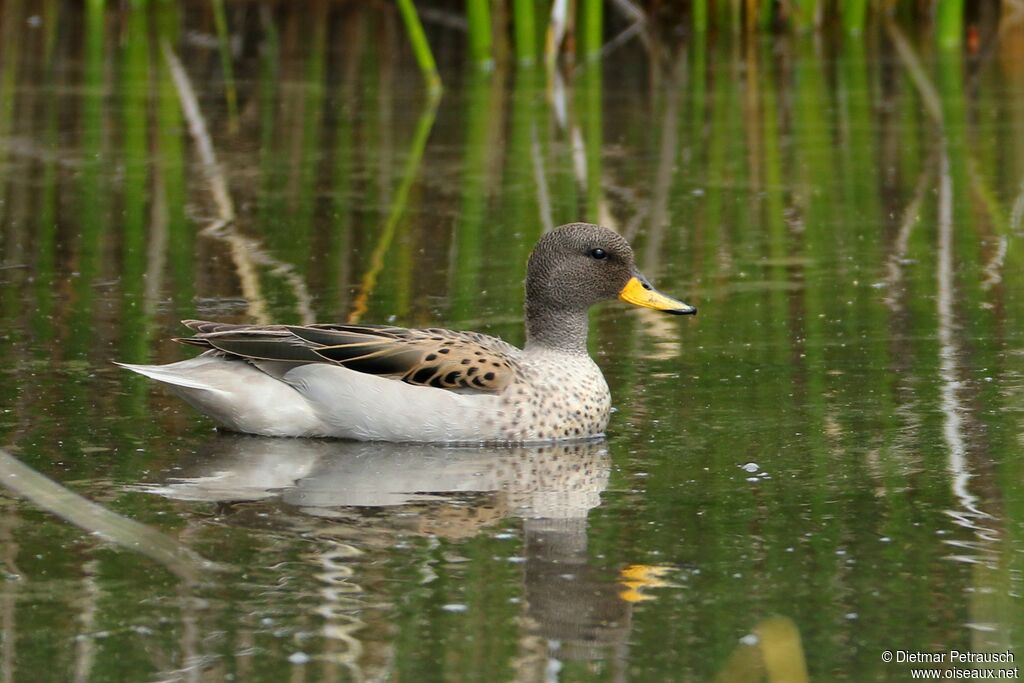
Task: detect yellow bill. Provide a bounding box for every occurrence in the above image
[618,275,697,315]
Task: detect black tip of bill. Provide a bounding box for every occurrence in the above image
[618,276,698,317]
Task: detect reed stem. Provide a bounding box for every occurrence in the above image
[210,0,238,132]
[466,0,493,68]
[396,0,442,96]
[936,0,964,49]
[842,0,868,35]
[582,0,603,60]
[512,0,537,65]
[693,0,708,33]
[349,98,439,323]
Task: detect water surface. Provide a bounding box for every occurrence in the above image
[1,4,1023,682]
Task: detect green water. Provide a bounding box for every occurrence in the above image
[1,4,1023,682]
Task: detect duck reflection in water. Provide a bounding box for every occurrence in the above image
[144,437,640,669]
[143,437,809,681]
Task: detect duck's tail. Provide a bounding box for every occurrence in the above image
[115,360,224,393]
[114,355,329,437]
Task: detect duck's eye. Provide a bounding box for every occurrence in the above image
[590,248,607,260]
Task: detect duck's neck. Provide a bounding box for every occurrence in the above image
[524,302,590,355]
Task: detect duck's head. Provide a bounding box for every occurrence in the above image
[526,223,696,316]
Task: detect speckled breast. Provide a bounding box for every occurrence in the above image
[497,351,611,442]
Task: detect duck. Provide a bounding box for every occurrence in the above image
[119,223,696,443]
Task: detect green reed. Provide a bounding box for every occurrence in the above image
[495,67,540,342]
[371,0,980,96]
[319,28,358,321]
[581,0,603,60]
[31,21,59,346]
[936,0,965,48]
[211,0,238,132]
[348,97,438,323]
[68,0,108,361]
[451,70,497,323]
[837,1,860,33]
[155,0,191,313]
[512,0,537,64]
[466,0,493,68]
[396,0,441,96]
[294,2,329,271]
[580,62,603,220]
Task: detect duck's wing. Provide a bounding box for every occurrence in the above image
[176,320,521,393]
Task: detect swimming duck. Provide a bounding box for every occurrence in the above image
[119,223,696,443]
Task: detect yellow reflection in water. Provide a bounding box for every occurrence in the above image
[618,563,672,603]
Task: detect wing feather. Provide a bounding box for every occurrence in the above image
[175,320,520,394]
[202,338,326,363]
